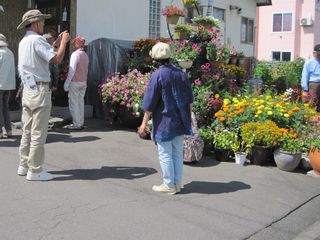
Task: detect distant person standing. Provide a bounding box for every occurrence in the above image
[138,42,193,194]
[0,34,15,139]
[64,36,89,130]
[301,44,320,109]
[17,9,70,181]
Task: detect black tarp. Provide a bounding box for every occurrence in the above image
[86,38,133,118]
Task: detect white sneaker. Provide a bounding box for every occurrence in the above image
[152,183,176,195]
[17,166,29,176]
[175,182,183,193]
[26,171,55,181]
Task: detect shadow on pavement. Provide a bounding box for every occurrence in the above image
[46,133,101,143]
[50,166,157,181]
[184,157,221,168]
[181,181,251,194]
[0,136,21,147]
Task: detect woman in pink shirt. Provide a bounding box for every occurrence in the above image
[64,36,89,130]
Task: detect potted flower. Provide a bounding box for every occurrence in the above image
[309,135,320,176]
[170,40,200,69]
[213,128,237,161]
[100,69,150,129]
[199,126,214,155]
[274,132,303,171]
[174,23,193,40]
[206,44,231,68]
[241,120,282,165]
[231,133,252,166]
[237,51,245,65]
[191,16,220,29]
[181,0,198,7]
[162,5,186,25]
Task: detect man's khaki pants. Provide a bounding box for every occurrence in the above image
[19,84,51,173]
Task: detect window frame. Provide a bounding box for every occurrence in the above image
[149,0,161,39]
[272,12,293,33]
[241,17,254,44]
[272,51,292,61]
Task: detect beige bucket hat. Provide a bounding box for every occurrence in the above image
[149,42,171,60]
[0,34,8,47]
[17,9,51,30]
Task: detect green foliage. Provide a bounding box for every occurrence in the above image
[254,61,272,84]
[254,58,305,92]
[213,128,237,149]
[174,23,193,33]
[279,134,303,154]
[199,126,214,144]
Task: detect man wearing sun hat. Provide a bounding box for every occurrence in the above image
[0,34,16,139]
[301,44,320,110]
[63,35,89,130]
[138,42,193,194]
[16,9,71,181]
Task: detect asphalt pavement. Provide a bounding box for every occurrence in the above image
[1,118,320,240]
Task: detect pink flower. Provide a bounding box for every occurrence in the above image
[192,44,198,50]
[194,78,201,85]
[198,25,203,30]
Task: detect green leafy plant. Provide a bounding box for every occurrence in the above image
[213,128,237,149]
[174,23,193,33]
[192,16,220,28]
[181,0,198,7]
[279,133,303,154]
[206,44,231,62]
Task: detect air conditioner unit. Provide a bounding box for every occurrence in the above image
[300,17,314,26]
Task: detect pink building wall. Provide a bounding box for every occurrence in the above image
[256,0,319,61]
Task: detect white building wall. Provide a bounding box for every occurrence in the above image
[76,0,149,43]
[76,0,257,56]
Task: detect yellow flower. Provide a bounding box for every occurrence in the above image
[223,99,231,106]
[266,96,272,100]
[215,94,220,99]
[303,103,310,107]
[284,113,289,118]
[257,110,262,114]
[232,97,239,103]
[267,111,273,115]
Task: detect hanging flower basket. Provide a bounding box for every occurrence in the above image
[166,15,180,25]
[178,60,193,69]
[174,30,190,40]
[181,0,198,7]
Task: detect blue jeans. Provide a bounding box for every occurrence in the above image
[157,135,184,188]
[0,90,11,133]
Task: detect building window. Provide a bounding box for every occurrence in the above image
[149,0,161,39]
[241,17,254,44]
[212,7,225,21]
[272,51,291,61]
[273,13,292,32]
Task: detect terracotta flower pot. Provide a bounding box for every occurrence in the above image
[309,147,320,175]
